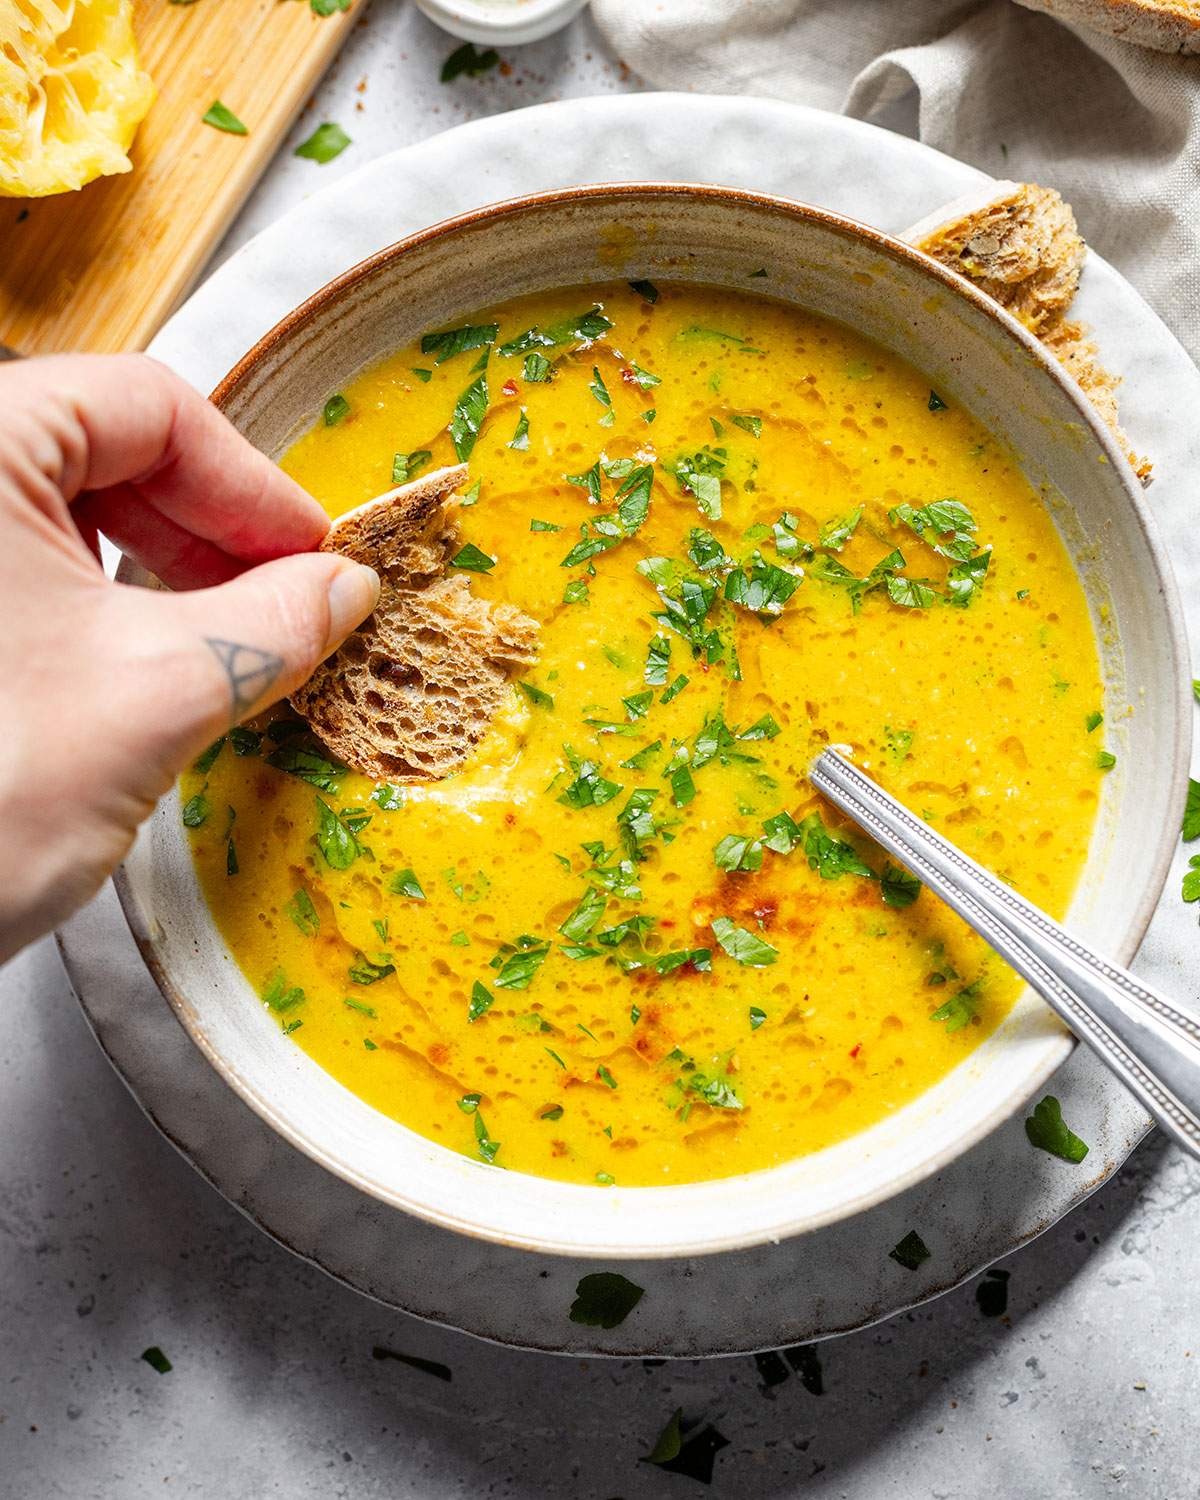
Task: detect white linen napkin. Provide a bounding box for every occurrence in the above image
[590,0,1200,366]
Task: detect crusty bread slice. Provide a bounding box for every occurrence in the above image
[292,465,540,781]
[1014,0,1200,53]
[903,181,1085,333]
[903,182,1151,482]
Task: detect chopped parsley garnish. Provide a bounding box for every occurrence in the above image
[1097,750,1117,770]
[267,742,345,793]
[294,121,350,164]
[880,863,921,908]
[711,916,777,967]
[724,552,800,616]
[713,833,764,872]
[202,100,248,136]
[497,306,612,357]
[558,753,623,809]
[349,953,394,986]
[508,408,530,450]
[523,352,552,383]
[449,542,496,572]
[629,361,661,390]
[569,1271,645,1327]
[517,680,554,709]
[1025,1094,1089,1162]
[467,980,494,1023]
[818,505,863,552]
[473,1110,501,1164]
[343,997,377,1020]
[559,887,607,943]
[392,449,431,484]
[730,413,762,438]
[449,372,488,460]
[645,634,671,685]
[371,783,406,810]
[229,726,261,756]
[262,969,305,1014]
[619,740,662,771]
[930,979,982,1032]
[672,446,726,520]
[315,795,361,869]
[1085,710,1103,733]
[421,322,498,364]
[490,934,551,989]
[540,1104,564,1121]
[529,518,560,532]
[182,792,209,828]
[797,812,873,880]
[285,889,320,937]
[387,868,426,901]
[563,579,589,605]
[749,1006,766,1030]
[322,392,350,426]
[628,279,659,303]
[596,1064,618,1089]
[928,389,948,411]
[194,737,225,774]
[889,1230,931,1270]
[440,41,500,82]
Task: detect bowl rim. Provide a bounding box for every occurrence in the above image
[120,182,1191,1258]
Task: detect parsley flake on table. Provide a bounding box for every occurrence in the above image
[889,1229,931,1270]
[140,1346,172,1375]
[569,1271,645,1328]
[294,121,350,163]
[202,100,247,136]
[1025,1095,1089,1162]
[440,41,500,82]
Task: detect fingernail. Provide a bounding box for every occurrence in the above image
[325,562,380,654]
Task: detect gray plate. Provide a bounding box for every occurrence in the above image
[67,93,1200,1355]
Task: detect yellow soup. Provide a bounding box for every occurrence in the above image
[184,282,1106,1187]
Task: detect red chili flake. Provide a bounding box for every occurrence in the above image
[849,1044,862,1059]
[501,379,518,398]
[620,367,639,387]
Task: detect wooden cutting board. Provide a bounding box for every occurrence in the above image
[0,0,364,356]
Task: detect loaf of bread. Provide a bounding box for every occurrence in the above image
[292,465,540,781]
[903,181,1151,481]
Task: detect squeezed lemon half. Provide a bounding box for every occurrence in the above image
[0,0,154,197]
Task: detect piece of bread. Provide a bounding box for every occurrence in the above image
[1014,0,1200,53]
[292,465,540,781]
[903,182,1151,482]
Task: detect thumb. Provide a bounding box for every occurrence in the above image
[106,552,379,777]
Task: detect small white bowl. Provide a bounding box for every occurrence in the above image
[116,184,1189,1260]
[414,0,588,46]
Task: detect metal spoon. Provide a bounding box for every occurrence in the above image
[810,747,1200,1161]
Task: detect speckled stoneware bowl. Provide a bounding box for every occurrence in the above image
[114,185,1190,1260]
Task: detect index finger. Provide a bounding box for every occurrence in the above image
[10,353,331,562]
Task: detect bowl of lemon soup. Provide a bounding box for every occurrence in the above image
[115,186,1189,1257]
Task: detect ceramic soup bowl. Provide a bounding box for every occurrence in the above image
[114,185,1190,1258]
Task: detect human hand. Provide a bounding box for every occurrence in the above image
[0,353,380,963]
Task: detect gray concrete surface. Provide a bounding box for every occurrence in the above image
[4,7,1198,1494]
[3,935,1197,1497]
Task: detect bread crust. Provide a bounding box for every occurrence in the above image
[1015,0,1200,53]
[292,465,540,781]
[903,181,1150,481]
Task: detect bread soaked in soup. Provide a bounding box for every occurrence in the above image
[183,281,1106,1187]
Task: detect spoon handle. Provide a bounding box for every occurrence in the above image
[810,747,1200,1160]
